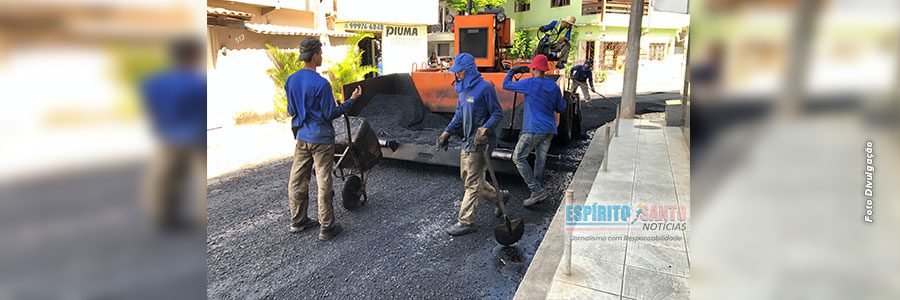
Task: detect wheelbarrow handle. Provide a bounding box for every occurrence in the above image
[342,113,353,147]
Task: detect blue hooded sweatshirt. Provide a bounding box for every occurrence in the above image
[445,53,504,152]
[502,70,567,135]
[285,69,355,144]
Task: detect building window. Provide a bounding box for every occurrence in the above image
[604,0,650,15]
[582,0,601,15]
[583,41,595,63]
[551,0,571,8]
[649,43,668,61]
[437,43,451,56]
[600,42,626,71]
[515,2,530,12]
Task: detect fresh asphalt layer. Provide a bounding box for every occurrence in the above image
[206,92,678,299]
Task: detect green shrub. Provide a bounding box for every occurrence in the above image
[328,33,380,102]
[265,44,304,121]
[510,30,535,59]
[446,0,506,13]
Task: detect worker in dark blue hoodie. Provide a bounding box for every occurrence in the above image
[437,53,505,236]
[284,37,361,241]
[503,54,567,207]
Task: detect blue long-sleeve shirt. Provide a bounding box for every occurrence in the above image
[444,80,504,152]
[502,70,567,135]
[570,65,594,86]
[539,20,572,41]
[285,69,355,144]
[141,67,207,146]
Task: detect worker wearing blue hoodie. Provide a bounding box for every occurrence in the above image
[503,54,567,207]
[437,53,505,236]
[284,37,361,241]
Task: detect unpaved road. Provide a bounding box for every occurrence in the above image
[206,92,678,299]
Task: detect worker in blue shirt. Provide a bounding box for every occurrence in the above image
[569,61,597,106]
[535,15,576,69]
[141,37,207,232]
[284,37,362,241]
[437,53,505,236]
[503,54,567,206]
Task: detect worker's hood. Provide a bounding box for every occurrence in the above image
[449,53,482,93]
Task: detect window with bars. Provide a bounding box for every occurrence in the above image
[584,41,595,64]
[515,2,530,12]
[600,42,626,70]
[649,43,668,61]
[551,0,571,8]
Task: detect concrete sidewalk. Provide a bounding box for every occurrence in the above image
[516,117,690,300]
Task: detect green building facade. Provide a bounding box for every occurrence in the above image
[501,0,689,91]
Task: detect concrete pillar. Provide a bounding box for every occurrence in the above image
[620,0,645,119]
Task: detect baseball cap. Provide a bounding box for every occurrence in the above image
[299,37,323,61]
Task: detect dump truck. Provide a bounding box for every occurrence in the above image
[340,6,582,174]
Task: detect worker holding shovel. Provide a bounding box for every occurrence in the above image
[502,54,567,207]
[437,53,505,237]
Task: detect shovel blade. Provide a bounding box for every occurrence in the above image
[494,218,524,246]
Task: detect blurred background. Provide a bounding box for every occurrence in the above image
[688,0,899,299]
[0,0,206,299]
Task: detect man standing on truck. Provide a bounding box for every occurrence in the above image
[502,54,567,207]
[285,37,362,241]
[535,16,576,69]
[569,60,597,106]
[437,53,505,237]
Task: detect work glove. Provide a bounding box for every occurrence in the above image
[512,66,529,74]
[436,131,451,151]
[474,127,489,146]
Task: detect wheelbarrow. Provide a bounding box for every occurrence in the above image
[332,114,383,210]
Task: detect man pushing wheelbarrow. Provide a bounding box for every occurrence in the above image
[284,37,365,241]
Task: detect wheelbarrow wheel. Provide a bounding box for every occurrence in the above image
[342,175,365,210]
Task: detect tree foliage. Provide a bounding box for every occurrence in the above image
[265,44,305,120]
[509,30,535,59]
[446,0,507,13]
[328,33,380,102]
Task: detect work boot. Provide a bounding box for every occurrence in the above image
[319,223,343,241]
[495,190,510,218]
[445,222,476,236]
[289,218,319,233]
[523,190,550,207]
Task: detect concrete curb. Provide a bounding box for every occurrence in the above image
[513,124,611,300]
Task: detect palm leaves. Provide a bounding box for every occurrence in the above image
[265,43,304,120]
[265,33,378,119]
[328,33,379,102]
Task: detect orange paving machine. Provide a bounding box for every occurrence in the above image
[341,6,582,173]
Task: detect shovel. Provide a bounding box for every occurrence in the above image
[483,151,524,246]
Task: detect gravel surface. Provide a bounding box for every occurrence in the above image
[359,94,456,146]
[206,91,676,299]
[207,159,572,299]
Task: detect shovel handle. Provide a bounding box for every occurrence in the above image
[483,150,507,217]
